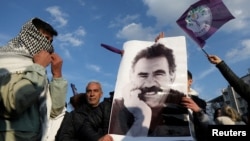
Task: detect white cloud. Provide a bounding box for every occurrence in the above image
[100,81,114,90]
[58,33,83,47]
[57,27,85,47]
[196,66,216,80]
[213,0,250,33]
[75,26,86,36]
[141,0,250,35]
[86,64,101,72]
[109,14,140,28]
[114,1,195,41]
[78,0,85,6]
[225,39,250,63]
[116,23,155,40]
[142,0,197,27]
[46,6,68,27]
[62,48,71,59]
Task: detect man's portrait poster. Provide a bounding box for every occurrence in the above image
[109,36,194,141]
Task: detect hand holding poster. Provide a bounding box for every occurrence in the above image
[108,36,193,141]
[176,0,235,47]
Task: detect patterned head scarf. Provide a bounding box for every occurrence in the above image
[0,17,54,57]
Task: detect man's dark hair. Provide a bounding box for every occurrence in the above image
[188,70,192,80]
[32,17,58,36]
[132,43,176,75]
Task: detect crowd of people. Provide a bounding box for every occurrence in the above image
[0,18,249,141]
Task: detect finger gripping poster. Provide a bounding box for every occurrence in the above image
[109,36,193,141]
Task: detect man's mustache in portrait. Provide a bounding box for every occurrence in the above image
[137,86,163,100]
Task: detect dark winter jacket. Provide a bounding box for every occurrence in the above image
[78,98,112,141]
[55,104,96,141]
[190,95,209,141]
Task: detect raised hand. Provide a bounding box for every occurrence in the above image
[50,53,63,78]
[207,55,222,65]
[155,32,164,42]
[181,96,201,113]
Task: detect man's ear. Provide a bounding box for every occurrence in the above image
[189,79,193,85]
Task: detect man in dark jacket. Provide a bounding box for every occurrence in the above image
[56,81,103,141]
[208,54,250,125]
[77,91,114,141]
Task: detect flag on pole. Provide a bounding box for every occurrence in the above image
[176,0,235,48]
[101,43,124,55]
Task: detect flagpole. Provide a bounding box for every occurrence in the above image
[201,48,209,57]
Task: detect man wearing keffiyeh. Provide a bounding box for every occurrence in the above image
[0,17,68,141]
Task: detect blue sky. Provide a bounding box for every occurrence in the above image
[1,0,250,103]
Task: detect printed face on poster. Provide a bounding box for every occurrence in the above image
[108,36,194,141]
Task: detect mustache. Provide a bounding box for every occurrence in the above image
[138,86,163,101]
[139,86,163,94]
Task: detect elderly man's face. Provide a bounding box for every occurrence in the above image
[86,83,102,107]
[132,56,173,108]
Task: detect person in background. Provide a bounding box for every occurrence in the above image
[213,108,222,122]
[241,112,249,125]
[56,81,103,141]
[187,70,199,96]
[55,93,86,141]
[182,70,213,141]
[208,54,250,124]
[215,104,246,125]
[68,93,87,111]
[0,17,67,141]
[77,91,114,141]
